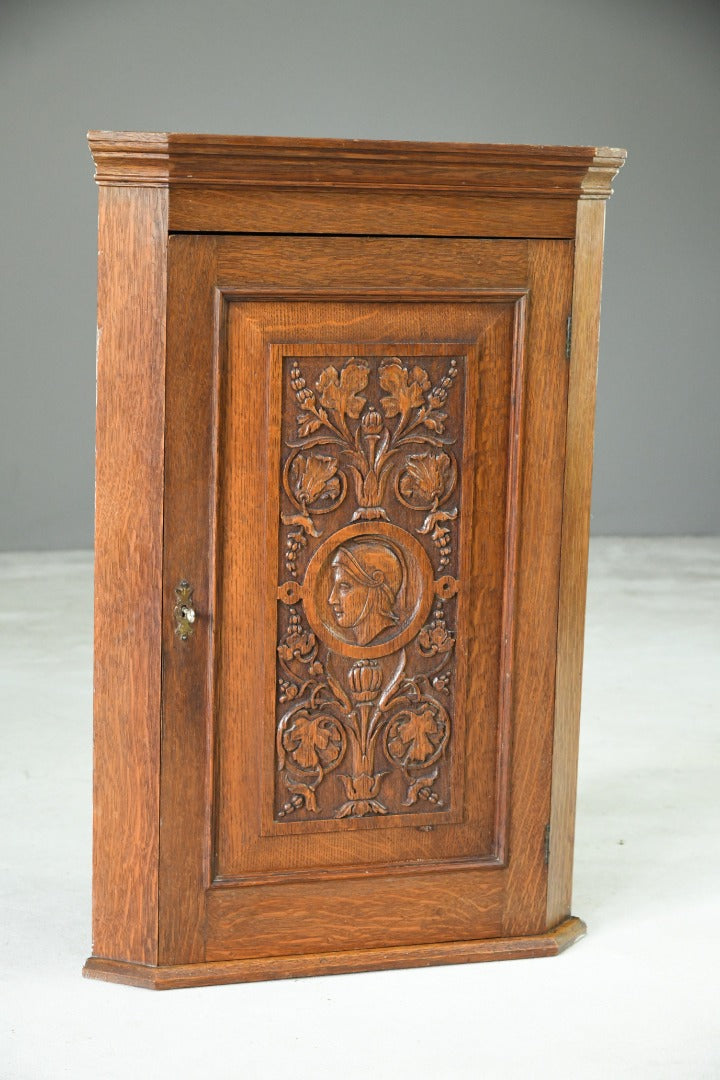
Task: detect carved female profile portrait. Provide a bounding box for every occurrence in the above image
[301,520,434,659]
[327,539,406,646]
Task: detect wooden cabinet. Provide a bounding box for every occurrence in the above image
[83,133,625,989]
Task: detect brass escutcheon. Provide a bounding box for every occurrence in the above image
[174,580,196,640]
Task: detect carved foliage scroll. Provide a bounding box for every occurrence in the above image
[275,354,465,821]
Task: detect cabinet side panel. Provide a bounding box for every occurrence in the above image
[91,186,168,964]
[547,199,607,927]
[502,241,573,936]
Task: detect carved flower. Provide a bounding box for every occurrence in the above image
[290,454,341,506]
[277,629,316,663]
[337,773,388,817]
[379,361,431,418]
[348,660,382,701]
[316,359,369,419]
[361,406,384,435]
[418,621,455,656]
[387,707,445,765]
[399,451,452,507]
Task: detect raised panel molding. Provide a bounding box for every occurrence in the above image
[210,292,525,884]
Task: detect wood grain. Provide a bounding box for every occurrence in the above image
[91,185,168,964]
[501,241,574,936]
[215,235,528,290]
[158,238,532,960]
[205,871,505,960]
[87,132,625,199]
[85,133,624,987]
[168,188,579,237]
[154,235,575,966]
[212,296,513,884]
[83,916,586,989]
[157,236,219,965]
[546,200,608,927]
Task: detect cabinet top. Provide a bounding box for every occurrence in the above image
[87,131,625,199]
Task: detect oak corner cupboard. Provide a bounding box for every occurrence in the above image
[83,131,625,990]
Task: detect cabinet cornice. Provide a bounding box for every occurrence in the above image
[87,131,625,199]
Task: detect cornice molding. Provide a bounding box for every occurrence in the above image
[87,132,626,199]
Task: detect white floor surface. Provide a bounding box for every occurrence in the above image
[1,538,718,1079]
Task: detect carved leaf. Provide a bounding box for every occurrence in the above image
[316,360,369,419]
[417,506,457,535]
[326,670,353,712]
[297,413,322,437]
[284,714,341,769]
[388,707,443,764]
[403,768,439,806]
[379,361,431,418]
[281,511,321,537]
[285,779,318,813]
[290,454,341,505]
[399,452,451,505]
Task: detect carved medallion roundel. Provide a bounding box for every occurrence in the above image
[303,522,434,659]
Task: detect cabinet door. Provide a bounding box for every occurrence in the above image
[160,235,573,965]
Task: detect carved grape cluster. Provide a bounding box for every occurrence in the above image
[432,521,452,568]
[285,525,308,577]
[278,677,298,704]
[432,673,451,694]
[416,786,442,805]
[290,362,313,405]
[277,792,305,817]
[426,356,459,411]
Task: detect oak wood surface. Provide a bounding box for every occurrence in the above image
[167,187,579,237]
[157,234,574,964]
[546,200,608,928]
[161,237,531,960]
[91,186,168,964]
[158,236,219,965]
[86,133,624,986]
[87,132,625,200]
[205,871,506,961]
[215,308,508,875]
[501,240,573,936]
[83,916,586,989]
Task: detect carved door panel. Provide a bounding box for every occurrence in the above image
[160,235,573,964]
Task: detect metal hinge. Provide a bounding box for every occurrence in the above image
[544,822,551,864]
[565,315,573,361]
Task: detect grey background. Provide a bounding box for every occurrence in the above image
[1,0,718,550]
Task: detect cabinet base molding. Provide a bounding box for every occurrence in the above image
[83,916,586,990]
